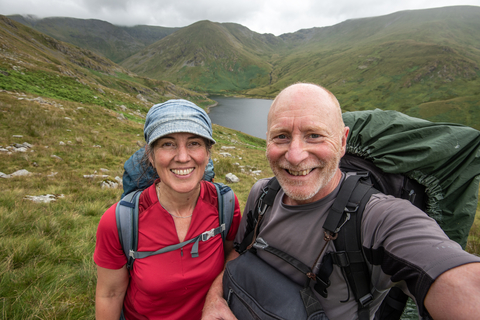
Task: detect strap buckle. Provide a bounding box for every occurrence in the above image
[252,237,269,250]
[201,228,216,241]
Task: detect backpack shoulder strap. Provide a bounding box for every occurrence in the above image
[115,190,143,270]
[235,177,281,254]
[320,173,379,320]
[213,182,235,242]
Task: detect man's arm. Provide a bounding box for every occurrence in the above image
[424,262,480,320]
[95,265,129,320]
[202,240,240,320]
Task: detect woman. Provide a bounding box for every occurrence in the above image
[94,99,242,320]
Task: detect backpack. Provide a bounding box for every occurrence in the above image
[234,109,480,320]
[117,147,234,269]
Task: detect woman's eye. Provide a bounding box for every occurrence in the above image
[162,142,174,148]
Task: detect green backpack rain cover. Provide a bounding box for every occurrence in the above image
[343,109,480,248]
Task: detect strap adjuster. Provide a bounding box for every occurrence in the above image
[359,293,373,308]
[332,251,350,267]
[252,237,268,250]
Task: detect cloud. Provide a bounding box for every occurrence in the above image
[1,0,480,35]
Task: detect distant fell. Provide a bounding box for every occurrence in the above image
[7,15,179,63]
[0,15,213,113]
[121,20,276,93]
[6,6,480,129]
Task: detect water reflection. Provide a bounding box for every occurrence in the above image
[208,96,272,140]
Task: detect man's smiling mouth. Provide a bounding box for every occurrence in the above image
[286,169,313,176]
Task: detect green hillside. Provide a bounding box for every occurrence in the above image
[9,7,480,130]
[7,15,180,63]
[121,20,275,93]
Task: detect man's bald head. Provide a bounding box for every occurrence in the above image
[267,83,344,137]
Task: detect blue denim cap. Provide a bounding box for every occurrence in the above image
[144,99,216,146]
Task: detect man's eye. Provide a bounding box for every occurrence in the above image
[310,134,321,139]
[277,134,287,139]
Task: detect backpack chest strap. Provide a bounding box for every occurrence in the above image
[130,223,225,260]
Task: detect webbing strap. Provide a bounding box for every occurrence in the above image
[253,237,313,277]
[131,224,225,259]
[214,182,235,242]
[333,180,377,320]
[323,174,364,234]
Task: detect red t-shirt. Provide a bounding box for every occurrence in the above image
[94,180,241,320]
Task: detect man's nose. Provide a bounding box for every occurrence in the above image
[285,138,308,165]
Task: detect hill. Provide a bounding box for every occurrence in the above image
[121,20,279,93]
[7,14,180,63]
[0,15,214,112]
[14,7,479,128]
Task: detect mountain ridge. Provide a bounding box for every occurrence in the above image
[5,6,480,129]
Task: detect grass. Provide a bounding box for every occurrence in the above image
[0,90,274,319]
[1,91,479,320]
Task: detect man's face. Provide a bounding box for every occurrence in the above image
[266,85,348,205]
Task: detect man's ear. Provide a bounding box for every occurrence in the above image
[341,126,350,156]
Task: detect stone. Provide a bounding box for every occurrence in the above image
[115,176,123,185]
[51,155,63,161]
[11,169,32,177]
[12,135,23,138]
[59,141,66,145]
[84,174,109,178]
[221,146,236,150]
[101,180,118,189]
[219,152,232,157]
[24,194,65,203]
[225,173,240,183]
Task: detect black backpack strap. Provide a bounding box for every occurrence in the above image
[320,174,378,320]
[235,177,281,254]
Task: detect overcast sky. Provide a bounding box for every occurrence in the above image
[1,0,480,35]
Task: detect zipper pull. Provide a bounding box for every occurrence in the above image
[181,247,183,257]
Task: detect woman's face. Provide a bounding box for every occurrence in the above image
[149,132,210,195]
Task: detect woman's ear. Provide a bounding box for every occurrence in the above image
[146,144,154,166]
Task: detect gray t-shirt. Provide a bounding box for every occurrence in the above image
[234,176,480,320]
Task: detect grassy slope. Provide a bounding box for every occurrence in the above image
[247,6,480,128]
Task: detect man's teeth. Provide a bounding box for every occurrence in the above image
[172,168,194,175]
[287,169,311,176]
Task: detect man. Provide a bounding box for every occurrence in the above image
[202,83,480,319]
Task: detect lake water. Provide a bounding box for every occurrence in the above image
[208,96,272,140]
